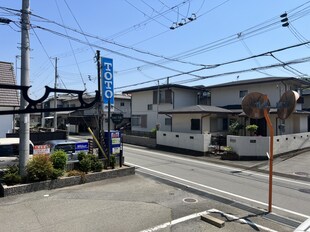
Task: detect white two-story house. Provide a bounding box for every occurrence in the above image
[123,84,203,134]
[155,77,310,157]
[207,77,310,136]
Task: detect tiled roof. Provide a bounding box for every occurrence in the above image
[205,77,310,89]
[0,61,19,107]
[159,105,232,114]
[123,84,200,94]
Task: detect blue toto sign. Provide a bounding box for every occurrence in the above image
[101,57,114,112]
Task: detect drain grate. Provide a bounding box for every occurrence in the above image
[294,172,309,177]
[183,198,198,203]
[299,189,310,194]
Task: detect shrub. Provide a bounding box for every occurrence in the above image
[50,150,68,170]
[110,155,116,169]
[2,165,21,186]
[79,157,92,173]
[91,160,103,172]
[77,151,87,161]
[50,169,64,179]
[246,124,258,136]
[26,154,54,181]
[228,121,244,135]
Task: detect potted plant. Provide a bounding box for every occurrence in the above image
[246,124,258,136]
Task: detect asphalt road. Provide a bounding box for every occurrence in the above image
[124,145,310,223]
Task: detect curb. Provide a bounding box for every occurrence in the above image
[0,165,135,197]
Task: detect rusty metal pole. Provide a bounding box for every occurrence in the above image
[263,97,274,212]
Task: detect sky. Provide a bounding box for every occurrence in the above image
[0,0,309,99]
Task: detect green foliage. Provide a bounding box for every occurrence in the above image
[26,154,54,181]
[228,121,244,135]
[79,157,92,173]
[110,155,116,169]
[223,146,233,151]
[77,151,87,161]
[246,124,258,135]
[50,169,64,179]
[2,165,22,186]
[50,150,68,170]
[110,155,116,164]
[92,160,103,172]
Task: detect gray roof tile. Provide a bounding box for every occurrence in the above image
[0,61,19,107]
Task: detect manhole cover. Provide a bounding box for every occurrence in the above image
[294,172,309,177]
[183,198,198,203]
[299,189,310,194]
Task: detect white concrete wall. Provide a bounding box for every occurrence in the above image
[228,132,310,157]
[211,81,296,108]
[0,107,14,137]
[157,131,212,152]
[227,135,270,157]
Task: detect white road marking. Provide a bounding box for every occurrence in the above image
[208,209,278,232]
[140,208,278,232]
[125,146,310,187]
[140,210,210,232]
[127,162,310,219]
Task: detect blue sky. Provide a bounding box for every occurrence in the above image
[0,0,309,99]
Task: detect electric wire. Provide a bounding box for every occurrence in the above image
[55,0,86,91]
[33,24,205,78]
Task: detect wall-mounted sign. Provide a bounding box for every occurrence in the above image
[111,113,124,124]
[101,57,114,112]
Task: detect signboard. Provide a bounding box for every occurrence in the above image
[75,142,89,153]
[104,130,121,155]
[111,113,123,124]
[33,145,50,155]
[101,57,114,112]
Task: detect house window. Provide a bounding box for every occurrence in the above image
[239,90,248,98]
[131,116,140,127]
[153,89,172,104]
[147,104,153,110]
[120,102,125,106]
[131,115,147,128]
[191,119,200,130]
[165,118,172,126]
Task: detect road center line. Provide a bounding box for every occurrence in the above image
[125,146,310,187]
[126,161,310,219]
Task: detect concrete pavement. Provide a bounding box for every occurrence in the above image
[0,174,295,232]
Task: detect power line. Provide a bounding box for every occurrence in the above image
[33,24,205,78]
[54,0,86,90]
[115,41,310,90]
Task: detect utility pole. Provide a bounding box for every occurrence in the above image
[19,0,30,177]
[53,57,58,131]
[96,50,103,158]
